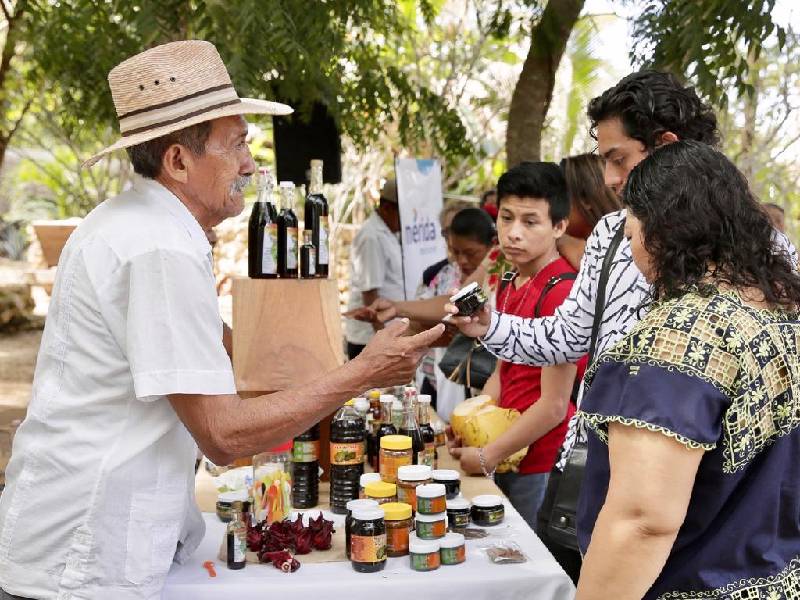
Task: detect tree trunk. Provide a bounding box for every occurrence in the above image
[506,0,585,166]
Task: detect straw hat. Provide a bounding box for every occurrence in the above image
[83,40,293,168]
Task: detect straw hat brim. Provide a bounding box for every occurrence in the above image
[82,97,293,168]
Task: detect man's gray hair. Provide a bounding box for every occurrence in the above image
[126,120,213,179]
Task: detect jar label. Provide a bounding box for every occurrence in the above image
[484,508,504,524]
[351,533,387,563]
[319,221,329,264]
[379,451,412,483]
[286,227,298,270]
[262,224,278,274]
[397,485,418,511]
[418,444,436,467]
[448,511,470,529]
[440,545,466,565]
[330,441,365,465]
[293,440,320,462]
[417,496,446,515]
[415,518,446,539]
[410,551,440,571]
[386,524,410,553]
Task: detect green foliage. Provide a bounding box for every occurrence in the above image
[630,0,784,105]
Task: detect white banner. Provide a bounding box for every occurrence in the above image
[395,158,448,300]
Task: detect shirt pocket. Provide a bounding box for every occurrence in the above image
[125,491,185,585]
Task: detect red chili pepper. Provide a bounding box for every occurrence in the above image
[203,560,217,578]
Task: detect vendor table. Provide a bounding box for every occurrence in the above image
[163,455,575,599]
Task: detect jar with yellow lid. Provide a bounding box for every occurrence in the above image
[379,434,412,483]
[365,480,398,505]
[381,502,413,557]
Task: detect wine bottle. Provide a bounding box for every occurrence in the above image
[300,230,316,278]
[277,181,299,278]
[248,167,278,279]
[306,159,329,278]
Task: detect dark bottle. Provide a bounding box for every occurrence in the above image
[330,400,366,514]
[398,397,424,466]
[350,508,387,573]
[417,395,437,469]
[292,423,320,509]
[300,230,317,279]
[226,501,247,570]
[375,395,397,473]
[306,159,329,278]
[277,181,299,278]
[248,167,279,279]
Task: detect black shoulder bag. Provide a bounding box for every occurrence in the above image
[541,222,626,551]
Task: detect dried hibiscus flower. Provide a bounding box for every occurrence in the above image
[261,549,301,573]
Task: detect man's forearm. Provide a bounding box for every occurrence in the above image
[222,321,233,359]
[575,504,677,600]
[395,295,449,322]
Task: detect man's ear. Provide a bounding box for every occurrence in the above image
[553,217,568,239]
[161,144,192,184]
[658,131,679,146]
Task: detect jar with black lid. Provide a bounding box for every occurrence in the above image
[470,494,505,527]
[432,469,460,499]
[345,498,379,559]
[350,507,387,573]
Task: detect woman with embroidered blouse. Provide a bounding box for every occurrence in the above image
[575,140,800,599]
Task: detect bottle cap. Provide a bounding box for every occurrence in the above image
[432,469,460,481]
[416,483,446,499]
[415,511,446,523]
[380,434,412,450]
[381,502,413,521]
[346,498,379,512]
[353,398,370,413]
[360,473,382,488]
[365,481,397,498]
[218,490,248,504]
[351,507,385,522]
[439,532,465,548]
[446,497,471,511]
[397,465,432,482]
[409,535,440,553]
[471,494,504,508]
[418,394,432,404]
[279,181,294,189]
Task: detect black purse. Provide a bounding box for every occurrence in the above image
[543,222,626,551]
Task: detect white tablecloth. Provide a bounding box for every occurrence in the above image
[164,498,575,600]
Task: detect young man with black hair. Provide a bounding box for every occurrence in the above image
[449,70,797,582]
[450,162,586,527]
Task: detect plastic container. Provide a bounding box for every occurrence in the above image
[365,481,397,505]
[416,483,447,515]
[432,469,461,500]
[415,512,447,540]
[345,498,380,559]
[359,473,382,499]
[379,435,413,483]
[216,490,247,523]
[450,282,487,316]
[330,401,366,514]
[396,465,432,511]
[471,494,505,527]
[382,502,413,557]
[350,507,387,573]
[439,532,466,565]
[446,497,471,531]
[409,535,440,571]
[252,442,293,524]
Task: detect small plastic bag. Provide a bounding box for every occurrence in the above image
[484,540,528,564]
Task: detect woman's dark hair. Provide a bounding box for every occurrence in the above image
[624,140,800,309]
[588,71,719,150]
[561,153,621,229]
[449,208,496,246]
[497,161,569,224]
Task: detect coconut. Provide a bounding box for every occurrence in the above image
[450,394,494,439]
[461,404,527,473]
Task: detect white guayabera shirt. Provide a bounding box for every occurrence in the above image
[0,176,236,599]
[481,209,798,471]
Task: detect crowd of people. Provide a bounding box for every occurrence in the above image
[349,70,800,599]
[0,37,797,600]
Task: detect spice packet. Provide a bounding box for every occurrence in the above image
[484,541,527,564]
[462,527,489,539]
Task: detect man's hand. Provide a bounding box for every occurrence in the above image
[445,425,463,458]
[353,318,444,388]
[343,297,398,325]
[443,303,491,339]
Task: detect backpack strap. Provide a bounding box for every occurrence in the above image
[533,272,578,318]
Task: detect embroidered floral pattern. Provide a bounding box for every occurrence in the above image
[579,412,716,451]
[584,291,800,473]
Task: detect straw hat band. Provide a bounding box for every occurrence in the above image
[119,84,240,136]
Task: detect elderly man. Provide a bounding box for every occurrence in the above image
[0,41,441,600]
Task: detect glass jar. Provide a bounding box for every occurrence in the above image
[415,512,447,539]
[365,480,397,505]
[252,442,293,525]
[471,494,505,527]
[350,507,387,573]
[396,465,432,512]
[359,472,382,499]
[381,502,413,557]
[216,490,247,523]
[416,483,447,515]
[409,535,440,571]
[345,498,379,559]
[446,497,471,531]
[379,435,413,483]
[439,532,466,565]
[432,469,461,500]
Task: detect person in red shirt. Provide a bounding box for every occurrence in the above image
[453,161,587,527]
